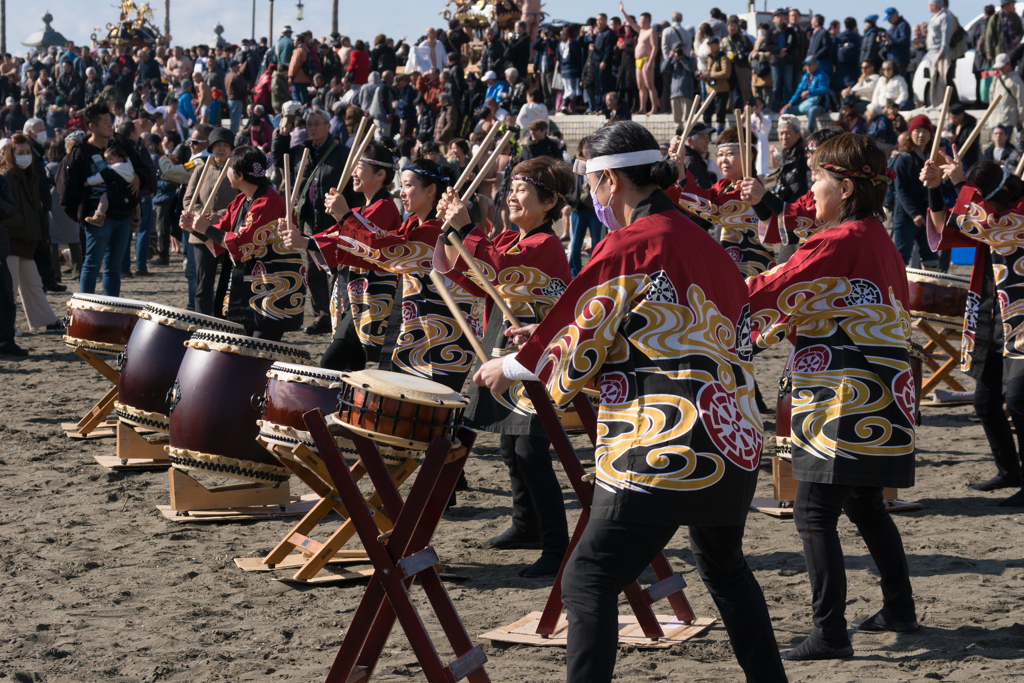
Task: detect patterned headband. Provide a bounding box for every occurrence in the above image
[244,157,268,177]
[985,167,1011,201]
[401,165,451,185]
[360,156,399,170]
[818,163,896,186]
[512,174,565,201]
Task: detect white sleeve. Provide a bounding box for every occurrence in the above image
[85,172,104,186]
[502,353,539,382]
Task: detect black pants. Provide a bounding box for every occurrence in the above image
[153,202,172,261]
[0,252,16,344]
[252,328,284,342]
[320,335,367,371]
[33,230,59,287]
[973,341,1024,481]
[303,221,332,321]
[704,89,730,129]
[793,481,915,642]
[498,434,568,558]
[194,245,225,316]
[563,518,787,683]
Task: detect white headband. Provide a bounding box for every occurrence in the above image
[585,149,664,174]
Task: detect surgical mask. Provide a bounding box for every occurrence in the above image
[591,174,622,231]
[15,154,32,169]
[34,130,47,144]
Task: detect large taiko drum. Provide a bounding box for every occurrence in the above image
[115,305,244,433]
[329,369,469,463]
[63,294,151,354]
[167,330,313,484]
[905,268,970,323]
[257,363,355,454]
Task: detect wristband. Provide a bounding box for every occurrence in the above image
[927,187,945,213]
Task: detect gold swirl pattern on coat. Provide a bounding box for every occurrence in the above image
[392,315,476,379]
[237,221,297,262]
[248,271,305,320]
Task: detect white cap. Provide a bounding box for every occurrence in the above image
[483,70,497,81]
[282,100,303,116]
[995,53,1010,69]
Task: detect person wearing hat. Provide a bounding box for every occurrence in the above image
[698,36,731,133]
[779,57,829,130]
[882,8,912,76]
[860,15,885,71]
[275,25,295,68]
[224,59,250,134]
[891,115,938,267]
[180,127,239,316]
[682,121,716,189]
[991,53,1024,128]
[482,70,509,105]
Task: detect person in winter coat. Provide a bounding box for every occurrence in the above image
[986,0,1024,60]
[557,25,585,113]
[433,92,459,145]
[980,124,1021,170]
[891,115,936,267]
[368,71,396,137]
[394,75,418,137]
[871,60,912,109]
[883,8,913,75]
[991,53,1024,127]
[780,57,830,130]
[835,18,863,88]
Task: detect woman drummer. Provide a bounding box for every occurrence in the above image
[673,127,775,278]
[181,145,305,341]
[279,158,479,391]
[311,142,403,371]
[472,121,785,683]
[434,156,574,579]
[740,127,844,251]
[747,133,918,660]
[923,153,1024,507]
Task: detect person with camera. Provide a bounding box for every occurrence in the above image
[698,36,731,134]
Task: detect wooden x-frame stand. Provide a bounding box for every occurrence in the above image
[93,421,170,471]
[233,438,418,583]
[304,409,488,683]
[63,346,120,439]
[913,317,967,396]
[520,381,703,641]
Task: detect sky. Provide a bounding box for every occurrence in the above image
[9,0,953,55]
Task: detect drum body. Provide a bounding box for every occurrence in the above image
[258,363,350,454]
[332,369,469,460]
[167,330,312,483]
[116,305,244,432]
[63,294,150,354]
[905,268,970,322]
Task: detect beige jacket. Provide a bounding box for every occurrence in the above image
[182,156,241,245]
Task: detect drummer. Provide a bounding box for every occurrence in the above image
[924,154,1024,507]
[747,133,918,660]
[181,146,306,341]
[740,127,844,252]
[673,127,775,278]
[471,121,786,683]
[308,142,403,371]
[280,158,479,391]
[434,156,574,579]
[181,126,239,317]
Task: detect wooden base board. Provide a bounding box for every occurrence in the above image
[63,420,117,440]
[233,550,371,572]
[156,494,320,522]
[94,455,169,471]
[275,567,377,586]
[482,612,715,649]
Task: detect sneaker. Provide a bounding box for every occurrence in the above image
[42,282,68,292]
[482,528,542,551]
[303,317,332,335]
[851,610,920,633]
[0,341,28,356]
[134,269,153,277]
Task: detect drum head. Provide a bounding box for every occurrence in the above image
[141,304,245,334]
[343,369,469,407]
[268,362,347,385]
[186,329,313,364]
[905,267,970,289]
[68,294,151,311]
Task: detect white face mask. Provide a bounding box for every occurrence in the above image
[15,154,32,169]
[33,130,47,144]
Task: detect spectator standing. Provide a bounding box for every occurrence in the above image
[666,33,697,127]
[368,71,396,138]
[662,14,693,115]
[557,25,585,113]
[986,1,1023,63]
[835,21,863,91]
[981,124,1021,169]
[789,8,810,64]
[884,8,913,76]
[55,60,83,109]
[683,122,715,189]
[926,0,956,108]
[891,115,937,267]
[505,21,533,81]
[750,97,772,176]
[433,91,459,146]
[480,27,508,80]
[0,171,21,356]
[807,14,835,85]
[1,134,59,333]
[275,26,295,68]
[726,16,754,106]
[23,117,61,292]
[751,23,774,108]
[566,138,601,277]
[533,27,558,111]
[123,121,156,277]
[707,8,728,39]
[224,59,250,134]
[971,6,996,104]
[946,102,979,168]
[411,28,449,75]
[347,40,370,85]
[589,14,616,113]
[768,10,797,111]
[700,37,731,132]
[861,15,886,70]
[991,53,1024,127]
[448,19,472,56]
[56,102,149,296]
[289,33,313,104]
[772,116,808,203]
[45,133,82,280]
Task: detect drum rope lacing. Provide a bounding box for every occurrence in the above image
[115,407,168,429]
[143,305,242,333]
[257,428,360,455]
[190,331,312,361]
[167,451,291,484]
[337,384,463,442]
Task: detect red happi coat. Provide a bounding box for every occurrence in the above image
[313,189,402,362]
[676,172,776,278]
[434,223,571,435]
[747,214,916,488]
[312,210,480,391]
[756,190,833,246]
[515,190,762,525]
[933,183,1024,382]
[211,185,306,334]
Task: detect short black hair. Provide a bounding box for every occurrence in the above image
[949,102,966,117]
[362,141,398,186]
[585,121,676,190]
[230,145,270,187]
[83,101,110,127]
[403,158,456,206]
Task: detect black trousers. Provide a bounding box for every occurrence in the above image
[320,335,367,372]
[0,252,16,344]
[973,341,1024,481]
[33,219,59,287]
[563,518,787,683]
[498,434,568,558]
[153,202,172,261]
[303,221,332,320]
[703,89,730,128]
[793,481,915,642]
[194,245,226,316]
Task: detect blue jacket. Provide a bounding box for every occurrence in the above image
[788,70,830,106]
[557,38,585,79]
[835,29,862,64]
[275,36,294,67]
[485,80,509,103]
[395,84,417,119]
[886,18,912,65]
[532,37,557,73]
[891,149,927,225]
[867,114,896,145]
[178,92,197,124]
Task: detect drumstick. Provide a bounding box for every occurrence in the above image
[453,122,501,192]
[198,159,231,217]
[185,156,215,214]
[957,94,1002,160]
[283,154,293,233]
[681,91,717,144]
[290,146,310,208]
[733,108,747,178]
[679,95,700,146]
[930,86,953,163]
[1016,150,1024,179]
[340,116,370,182]
[745,103,753,179]
[335,122,379,193]
[439,130,513,236]
[429,270,490,360]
